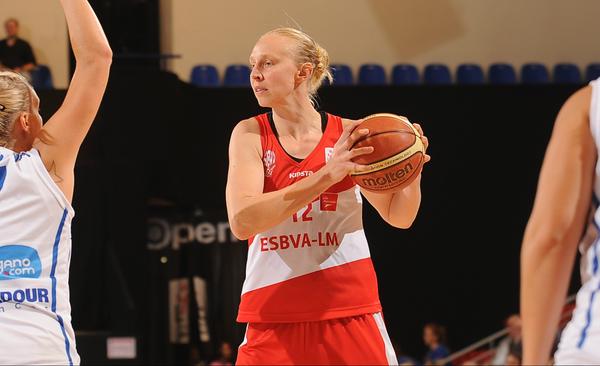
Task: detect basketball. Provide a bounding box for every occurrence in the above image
[350,113,425,193]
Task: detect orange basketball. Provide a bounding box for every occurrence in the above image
[350,113,425,193]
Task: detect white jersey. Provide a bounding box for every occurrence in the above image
[555,79,600,364]
[0,147,79,365]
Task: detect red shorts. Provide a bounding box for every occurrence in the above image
[236,313,397,365]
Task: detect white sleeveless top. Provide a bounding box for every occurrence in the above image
[0,147,79,365]
[556,79,600,363]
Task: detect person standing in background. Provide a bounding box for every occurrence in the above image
[0,18,37,75]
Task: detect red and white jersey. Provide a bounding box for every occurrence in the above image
[237,112,382,323]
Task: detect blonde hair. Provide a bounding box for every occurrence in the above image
[266,27,333,101]
[0,71,32,147]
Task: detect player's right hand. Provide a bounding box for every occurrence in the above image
[323,120,374,183]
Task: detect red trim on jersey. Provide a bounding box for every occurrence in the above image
[237,258,381,323]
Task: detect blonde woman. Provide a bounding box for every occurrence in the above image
[0,1,111,364]
[226,28,429,365]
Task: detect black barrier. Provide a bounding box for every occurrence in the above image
[145,203,245,364]
[38,70,583,363]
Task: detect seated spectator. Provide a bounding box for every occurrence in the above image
[209,341,233,366]
[423,322,451,365]
[491,314,522,365]
[0,18,37,75]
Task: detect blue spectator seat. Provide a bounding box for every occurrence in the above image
[553,63,581,84]
[423,64,452,85]
[391,64,419,85]
[585,63,600,82]
[358,64,386,85]
[190,65,219,87]
[456,64,484,84]
[30,65,54,90]
[328,64,353,86]
[488,63,517,84]
[224,64,251,87]
[521,63,550,84]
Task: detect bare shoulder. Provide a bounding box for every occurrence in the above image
[229,117,262,156]
[555,85,592,130]
[232,117,261,135]
[563,85,592,115]
[567,85,592,109]
[231,117,261,143]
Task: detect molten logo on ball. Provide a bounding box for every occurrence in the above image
[361,163,414,188]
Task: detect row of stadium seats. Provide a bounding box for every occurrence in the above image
[190,63,600,87]
[190,64,250,87]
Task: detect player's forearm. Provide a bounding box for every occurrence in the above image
[60,0,112,64]
[386,175,422,228]
[229,169,336,240]
[520,232,578,364]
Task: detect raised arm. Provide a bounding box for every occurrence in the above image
[34,0,112,201]
[521,86,595,364]
[226,118,372,240]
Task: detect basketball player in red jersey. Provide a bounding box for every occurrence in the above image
[226,28,429,365]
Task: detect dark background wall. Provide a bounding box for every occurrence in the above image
[39,70,583,363]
